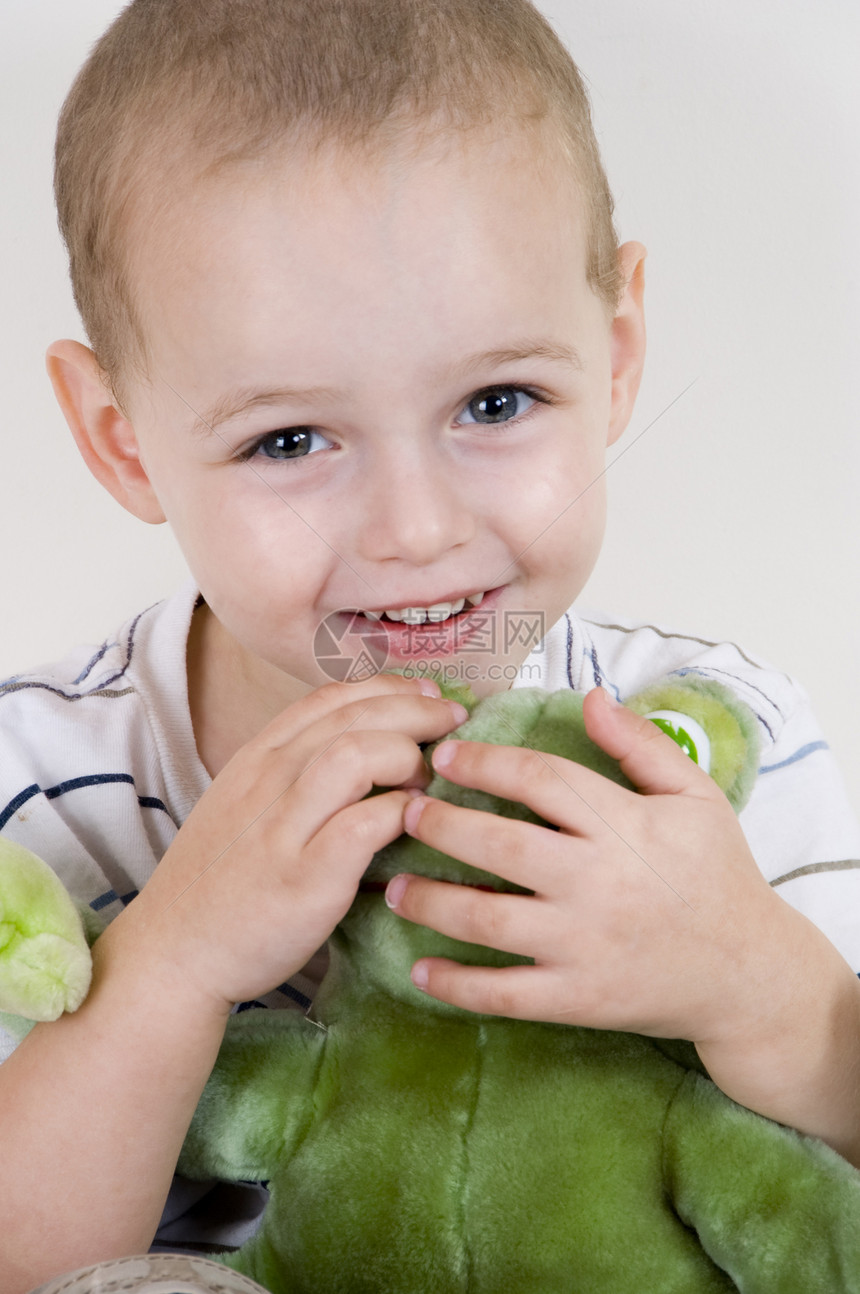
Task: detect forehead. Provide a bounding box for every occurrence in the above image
[125,124,597,398]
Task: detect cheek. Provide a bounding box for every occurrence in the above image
[162,476,331,607]
[517,474,608,599]
[507,457,606,543]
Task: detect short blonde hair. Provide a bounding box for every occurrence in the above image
[55,0,621,399]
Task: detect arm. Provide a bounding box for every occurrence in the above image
[385,689,860,1165]
[0,924,230,1292]
[0,675,464,1293]
[692,907,860,1167]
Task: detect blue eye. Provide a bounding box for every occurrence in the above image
[250,428,331,460]
[458,386,536,425]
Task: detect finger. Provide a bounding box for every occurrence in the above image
[408,957,664,1031]
[236,692,468,803]
[253,671,446,750]
[429,738,629,834]
[169,744,424,920]
[401,794,570,891]
[409,958,563,1022]
[582,688,714,798]
[384,872,543,957]
[237,728,442,848]
[298,788,421,917]
[307,690,468,751]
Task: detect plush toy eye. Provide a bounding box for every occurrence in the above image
[644,710,711,773]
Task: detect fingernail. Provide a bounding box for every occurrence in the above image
[598,687,621,708]
[418,679,441,697]
[385,874,409,909]
[432,739,459,771]
[403,795,428,833]
[411,960,429,991]
[449,703,469,724]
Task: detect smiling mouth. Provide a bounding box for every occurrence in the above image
[350,590,487,626]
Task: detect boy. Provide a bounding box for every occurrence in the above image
[3,1,860,1290]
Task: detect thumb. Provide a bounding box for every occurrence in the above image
[582,687,710,798]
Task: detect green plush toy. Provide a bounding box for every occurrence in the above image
[175,679,860,1292]
[4,680,860,1292]
[0,839,93,1024]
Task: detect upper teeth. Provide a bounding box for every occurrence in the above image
[363,591,485,625]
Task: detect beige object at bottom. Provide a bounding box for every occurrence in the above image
[28,1253,270,1294]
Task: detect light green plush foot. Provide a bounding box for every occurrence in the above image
[0,840,92,1021]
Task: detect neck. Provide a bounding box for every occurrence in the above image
[186,600,312,776]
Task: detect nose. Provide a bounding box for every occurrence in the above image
[355,444,476,567]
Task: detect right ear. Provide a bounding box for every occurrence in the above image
[46,339,166,524]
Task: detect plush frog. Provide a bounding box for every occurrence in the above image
[175,678,860,1293]
[3,679,860,1292]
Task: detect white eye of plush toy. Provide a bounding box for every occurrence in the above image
[644,710,711,773]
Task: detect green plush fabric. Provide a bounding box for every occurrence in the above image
[0,839,91,1022]
[175,680,860,1293]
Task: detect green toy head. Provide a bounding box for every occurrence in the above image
[330,677,760,1010]
[0,839,93,1025]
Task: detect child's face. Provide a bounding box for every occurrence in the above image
[115,128,644,703]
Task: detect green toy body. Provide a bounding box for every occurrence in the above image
[183,990,860,1293]
[174,681,860,1293]
[3,680,860,1291]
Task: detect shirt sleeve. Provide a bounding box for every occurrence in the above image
[739,685,860,971]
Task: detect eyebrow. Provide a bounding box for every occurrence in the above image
[452,339,585,381]
[188,338,584,435]
[191,385,342,435]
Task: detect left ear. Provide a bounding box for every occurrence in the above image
[46,339,166,525]
[607,241,647,447]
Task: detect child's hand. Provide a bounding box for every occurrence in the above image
[110,674,468,1013]
[384,688,856,1079]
